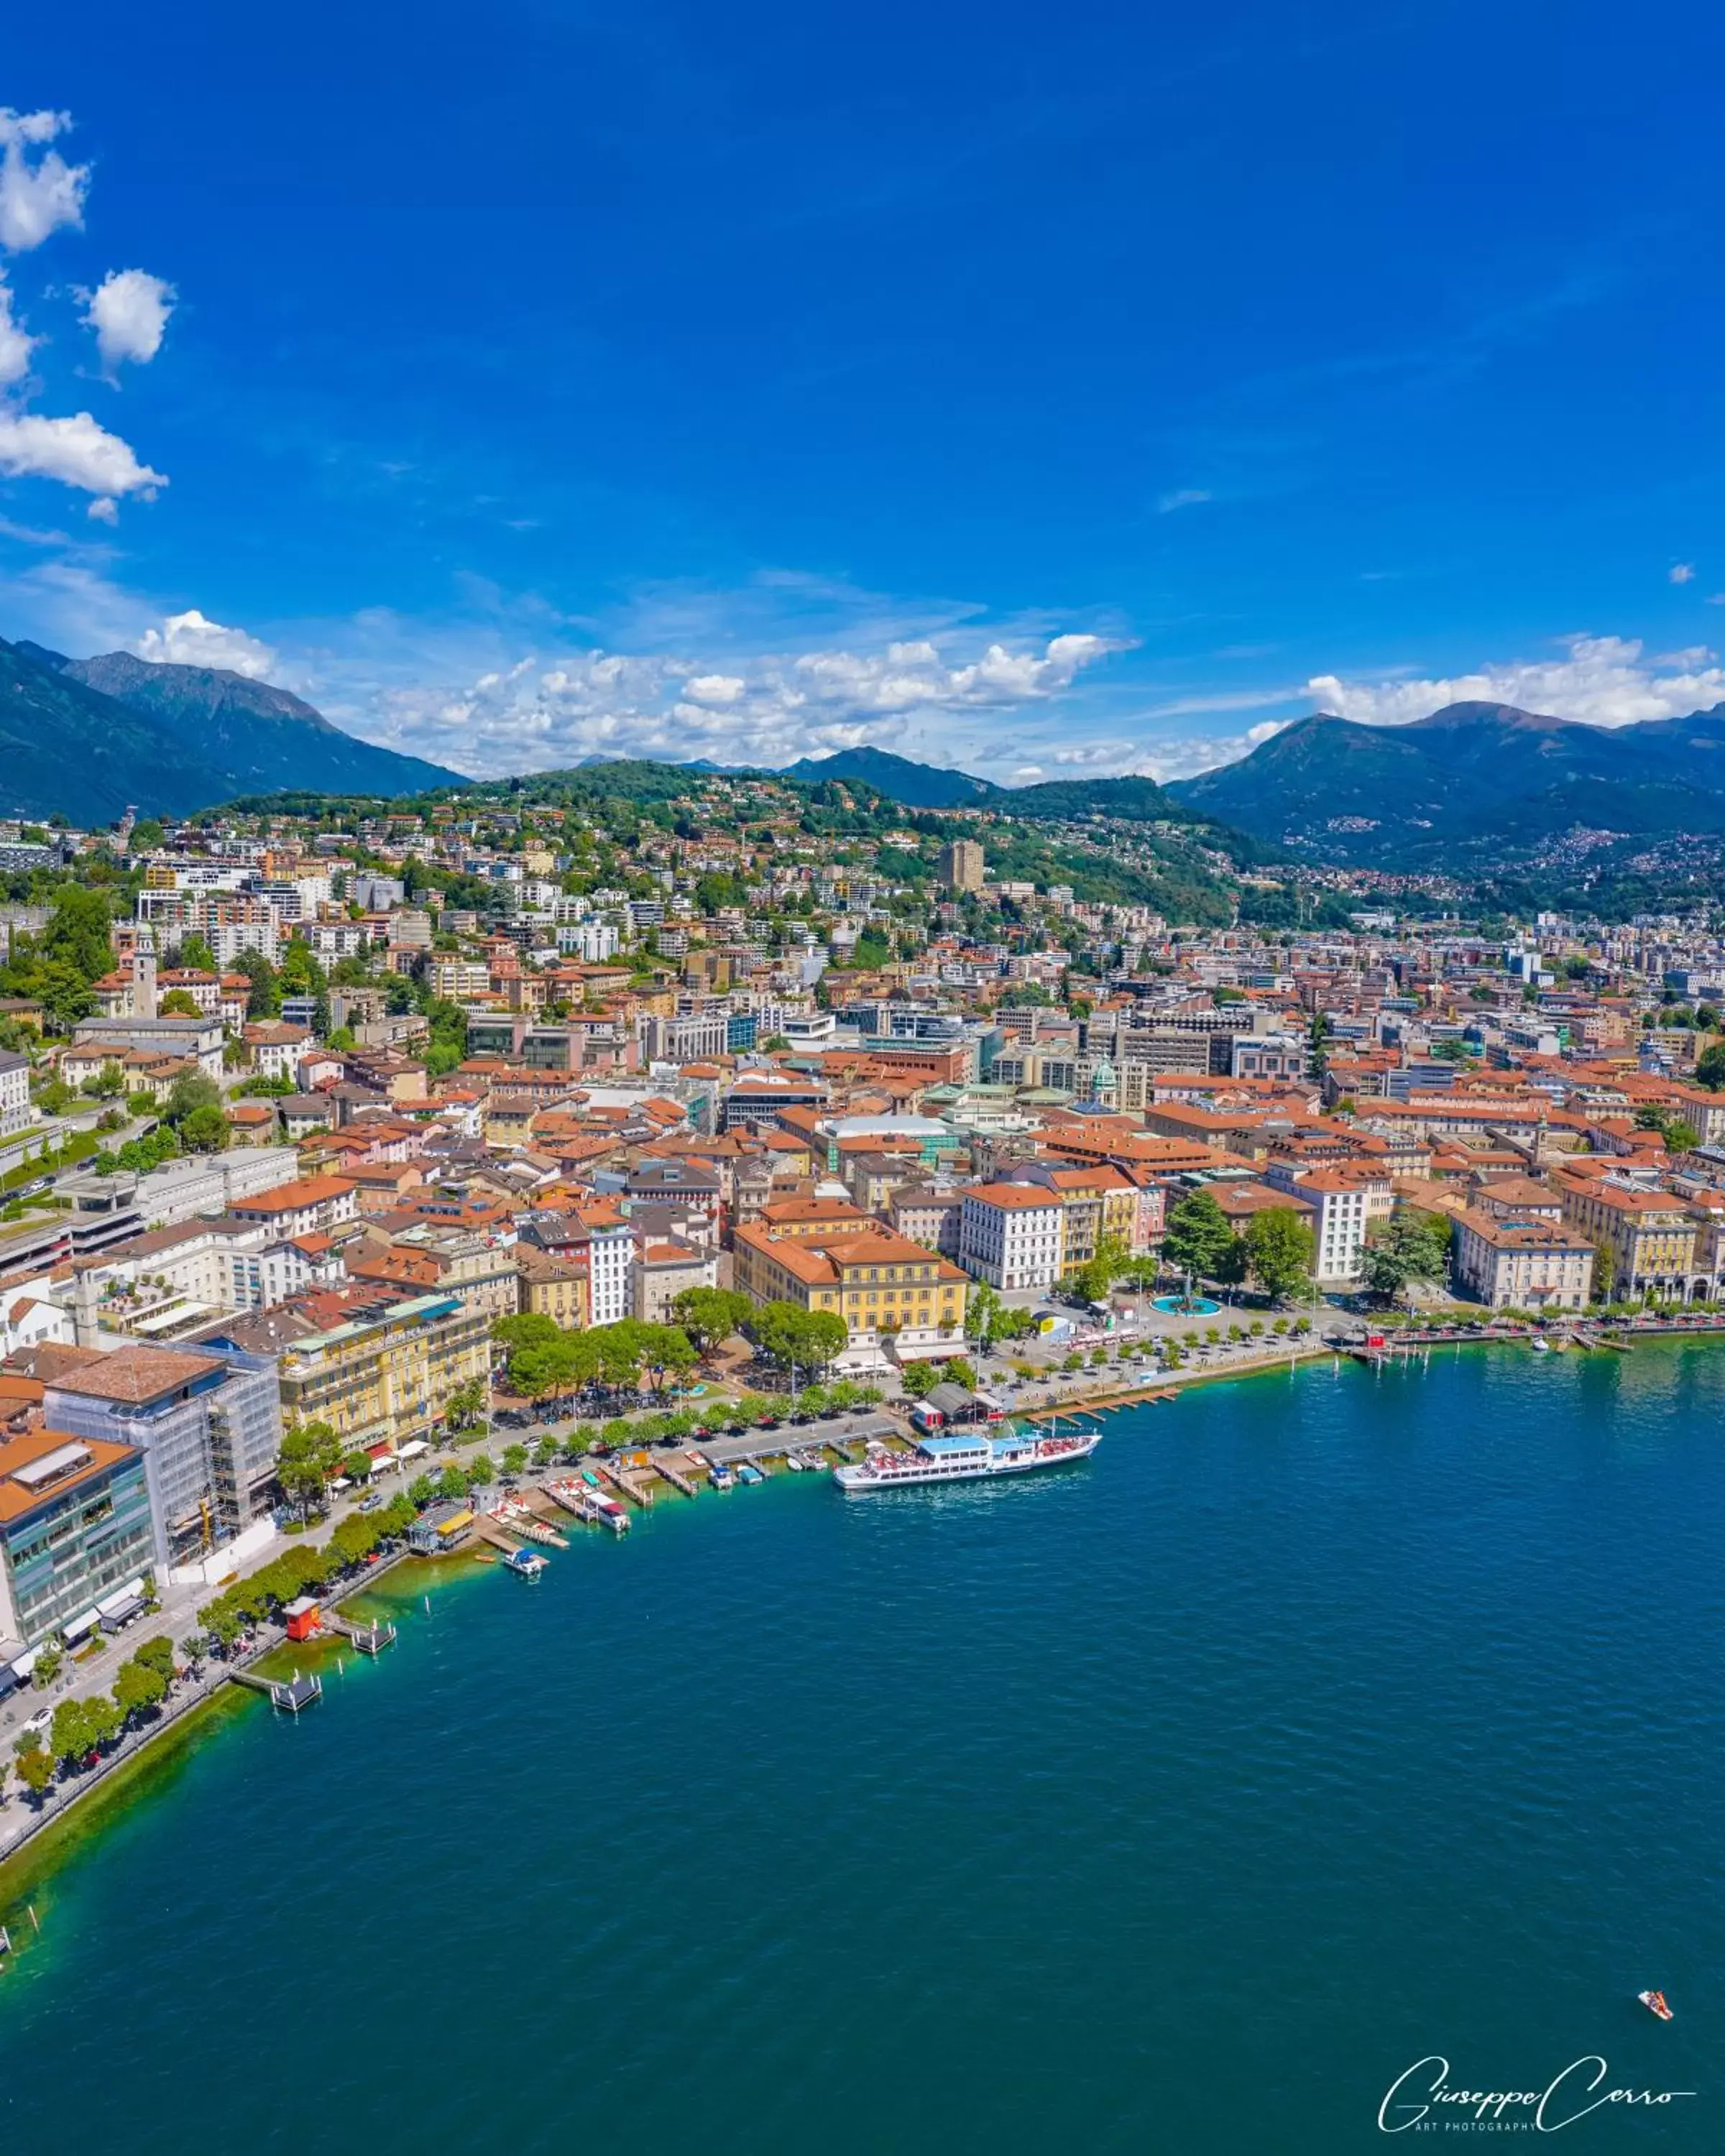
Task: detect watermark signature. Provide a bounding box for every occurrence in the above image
[1379,2057,1696,2134]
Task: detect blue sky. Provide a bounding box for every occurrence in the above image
[4,0,1725,783]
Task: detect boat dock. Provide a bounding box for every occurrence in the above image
[322,1611,397,1655]
[233,1669,323,1713]
[653,1455,697,1497]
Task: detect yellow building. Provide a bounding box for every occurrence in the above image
[732,1221,970,1373]
[514,1246,591,1330]
[1555,1176,1698,1300]
[278,1292,492,1452]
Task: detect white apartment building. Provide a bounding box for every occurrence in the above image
[0,1050,32,1141]
[586,1215,635,1325]
[1264,1164,1392,1285]
[958,1184,1064,1292]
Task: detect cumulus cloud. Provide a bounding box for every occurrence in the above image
[359,630,1127,778]
[0,409,165,497]
[84,268,175,371]
[1307,635,1725,729]
[1670,563,1697,585]
[133,608,277,677]
[0,109,88,252]
[682,673,745,706]
[0,270,32,384]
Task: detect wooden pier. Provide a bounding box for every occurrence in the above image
[323,1612,397,1654]
[653,1455,697,1497]
[233,1669,323,1713]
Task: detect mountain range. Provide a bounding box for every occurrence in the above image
[1165,700,1725,861]
[0,637,463,822]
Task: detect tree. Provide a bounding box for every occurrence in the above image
[669,1286,753,1355]
[1361,1212,1452,1304]
[42,884,116,982]
[179,1102,230,1153]
[159,988,203,1017]
[1161,1190,1237,1281]
[900,1358,941,1399]
[502,1442,529,1478]
[133,1635,177,1680]
[277,1420,345,1511]
[1592,1240,1617,1302]
[1243,1207,1315,1304]
[943,1356,978,1390]
[114,1659,169,1720]
[1695,1041,1725,1091]
[468,1453,496,1487]
[165,1070,222,1126]
[745,1301,850,1379]
[175,933,218,973]
[342,1450,372,1483]
[14,1738,55,1800]
[444,1376,489,1432]
[1072,1232,1130,1305]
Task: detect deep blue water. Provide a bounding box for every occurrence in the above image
[1,1344,1721,2152]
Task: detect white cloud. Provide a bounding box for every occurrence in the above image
[682,673,745,706]
[1307,634,1725,729]
[0,109,88,252]
[350,628,1127,778]
[0,270,32,384]
[134,608,277,677]
[86,495,118,525]
[1670,563,1696,585]
[1157,488,1213,513]
[0,409,165,497]
[84,268,175,371]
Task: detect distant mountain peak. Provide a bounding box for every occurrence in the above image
[0,634,464,819]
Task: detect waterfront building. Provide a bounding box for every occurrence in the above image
[274,1293,493,1454]
[1450,1208,1595,1309]
[42,1342,285,1570]
[732,1221,970,1371]
[957,1184,1064,1292]
[0,1425,155,1654]
[1554,1176,1700,1300]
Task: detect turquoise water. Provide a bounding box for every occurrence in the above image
[1,1345,1720,2151]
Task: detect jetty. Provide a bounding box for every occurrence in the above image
[322,1611,397,1655]
[233,1669,323,1713]
[487,1498,569,1549]
[653,1455,697,1497]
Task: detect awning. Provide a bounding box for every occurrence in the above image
[96,1576,146,1618]
[98,1594,146,1631]
[397,1439,431,1460]
[63,1607,101,1641]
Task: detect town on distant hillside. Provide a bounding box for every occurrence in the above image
[2,760,1725,1705]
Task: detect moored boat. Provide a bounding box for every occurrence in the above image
[833,1419,1100,1494]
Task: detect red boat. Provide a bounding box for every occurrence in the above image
[1637,1990,1673,2021]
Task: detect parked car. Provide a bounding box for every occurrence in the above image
[22,1705,52,1736]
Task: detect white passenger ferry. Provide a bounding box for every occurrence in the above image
[833,1419,1099,1493]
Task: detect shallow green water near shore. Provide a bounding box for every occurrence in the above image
[1,1343,1721,2151]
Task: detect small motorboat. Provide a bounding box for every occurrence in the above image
[1531,1337,1551,1354]
[1637,1990,1673,2021]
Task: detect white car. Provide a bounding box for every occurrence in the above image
[22,1705,52,1736]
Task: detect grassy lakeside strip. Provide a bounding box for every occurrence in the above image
[0,1685,254,1941]
[0,1539,430,1938]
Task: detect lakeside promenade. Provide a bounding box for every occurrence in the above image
[5,1305,1724,1898]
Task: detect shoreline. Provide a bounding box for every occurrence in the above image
[4,1313,1721,1937]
